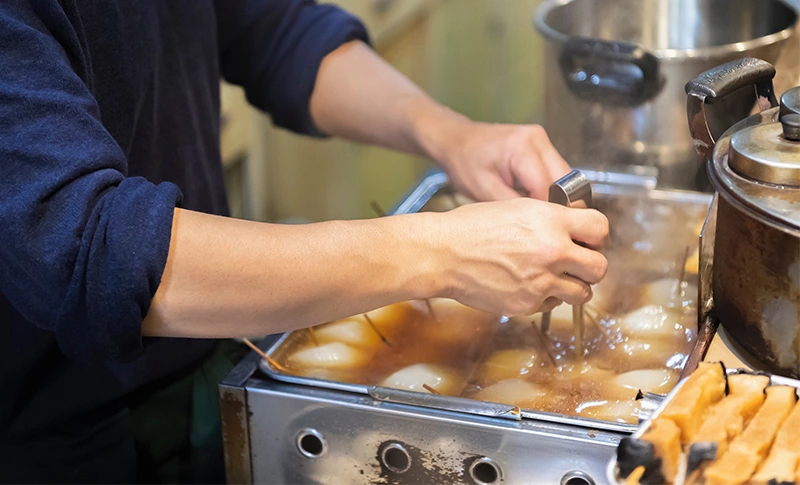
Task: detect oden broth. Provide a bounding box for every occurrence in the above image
[270,192,708,424]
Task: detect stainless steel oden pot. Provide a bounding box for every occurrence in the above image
[687,58,800,377]
[535,0,797,191]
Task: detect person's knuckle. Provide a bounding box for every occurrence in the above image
[579,284,593,303]
[551,239,573,265]
[596,254,609,280]
[592,211,610,238]
[539,240,560,266]
[528,124,546,138]
[507,300,529,316]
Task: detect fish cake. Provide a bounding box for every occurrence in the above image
[687,374,769,472]
[752,397,800,484]
[659,362,726,443]
[704,386,796,485]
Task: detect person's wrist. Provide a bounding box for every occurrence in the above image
[406,97,472,170]
[391,211,455,300]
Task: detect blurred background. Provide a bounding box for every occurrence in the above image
[220,0,543,223]
[220,0,800,223]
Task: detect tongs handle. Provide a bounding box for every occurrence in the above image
[549,169,592,208]
[541,170,592,344]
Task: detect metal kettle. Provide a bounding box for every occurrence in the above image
[686,58,800,377]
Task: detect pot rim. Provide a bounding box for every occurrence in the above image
[709,164,800,238]
[534,0,798,61]
[707,107,800,238]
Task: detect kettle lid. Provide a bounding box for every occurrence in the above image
[728,113,800,186]
[712,91,800,235]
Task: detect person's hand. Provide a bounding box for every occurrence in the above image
[435,120,572,202]
[428,198,608,316]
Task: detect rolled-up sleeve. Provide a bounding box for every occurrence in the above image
[0,5,182,362]
[215,0,369,136]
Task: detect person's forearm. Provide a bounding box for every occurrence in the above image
[142,208,445,338]
[309,40,466,163]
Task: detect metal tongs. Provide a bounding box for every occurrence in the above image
[540,170,592,359]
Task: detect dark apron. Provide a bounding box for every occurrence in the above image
[2,340,247,484]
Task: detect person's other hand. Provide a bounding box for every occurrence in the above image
[437,121,571,202]
[428,198,608,316]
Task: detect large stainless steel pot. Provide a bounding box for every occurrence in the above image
[686,58,800,377]
[535,0,797,191]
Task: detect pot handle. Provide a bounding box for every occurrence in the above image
[685,57,779,163]
[559,37,663,106]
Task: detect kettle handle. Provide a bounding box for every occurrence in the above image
[685,58,778,163]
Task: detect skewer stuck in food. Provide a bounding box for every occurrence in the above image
[529,319,558,367]
[363,314,392,347]
[422,383,440,395]
[381,364,466,396]
[242,337,294,374]
[573,304,585,360]
[307,327,320,346]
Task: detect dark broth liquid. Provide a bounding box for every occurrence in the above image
[271,192,708,424]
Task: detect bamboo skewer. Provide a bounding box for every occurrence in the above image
[307,327,320,346]
[369,200,439,322]
[573,305,585,360]
[422,384,440,395]
[584,304,612,336]
[423,299,439,322]
[363,313,392,347]
[585,300,613,318]
[242,337,293,374]
[529,319,559,367]
[583,307,616,349]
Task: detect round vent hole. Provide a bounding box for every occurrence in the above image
[296,429,327,459]
[469,457,502,485]
[561,471,594,485]
[381,443,411,474]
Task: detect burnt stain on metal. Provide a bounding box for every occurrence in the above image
[219,386,251,484]
[715,197,800,376]
[372,440,482,484]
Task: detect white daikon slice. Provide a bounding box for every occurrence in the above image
[580,398,642,424]
[617,305,685,339]
[290,342,372,370]
[474,378,546,406]
[612,369,677,395]
[314,317,381,349]
[478,349,540,383]
[641,278,697,309]
[364,302,412,329]
[381,364,466,396]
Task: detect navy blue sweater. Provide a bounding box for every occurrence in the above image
[0,0,367,438]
